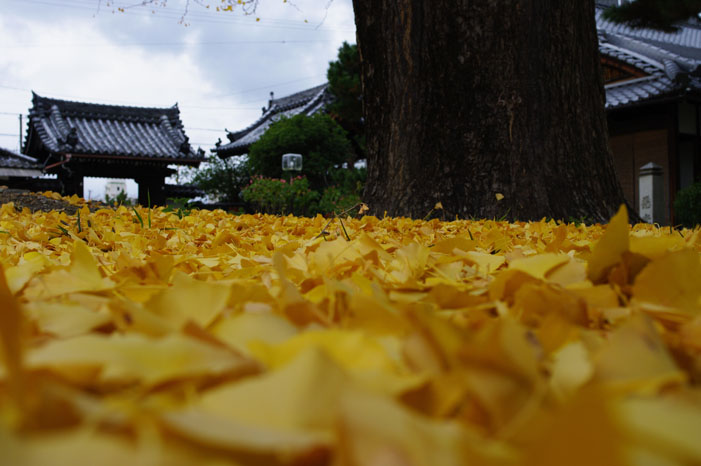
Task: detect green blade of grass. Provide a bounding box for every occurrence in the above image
[147,190,152,228]
[132,207,144,229]
[338,216,351,241]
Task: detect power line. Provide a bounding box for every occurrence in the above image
[0,85,258,111]
[0,84,28,92]
[0,73,325,110]
[186,127,224,132]
[11,0,355,32]
[2,39,337,49]
[212,75,325,98]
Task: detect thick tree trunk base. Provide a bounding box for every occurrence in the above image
[353,0,626,222]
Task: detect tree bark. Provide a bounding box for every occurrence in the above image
[352,0,627,222]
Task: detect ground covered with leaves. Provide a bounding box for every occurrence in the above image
[1,192,700,466]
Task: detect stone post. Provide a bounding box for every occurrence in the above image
[639,162,664,224]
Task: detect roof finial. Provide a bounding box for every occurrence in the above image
[60,126,79,151]
[179,135,191,154]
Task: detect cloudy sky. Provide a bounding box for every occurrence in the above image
[0,0,356,199]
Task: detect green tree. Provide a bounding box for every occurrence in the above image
[189,155,250,203]
[327,42,364,164]
[604,0,701,31]
[674,182,701,228]
[247,113,352,192]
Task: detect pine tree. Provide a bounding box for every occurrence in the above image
[604,0,701,31]
[327,42,364,165]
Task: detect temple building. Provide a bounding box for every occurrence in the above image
[23,93,204,206]
[0,146,57,191]
[597,2,701,224]
[212,84,332,158]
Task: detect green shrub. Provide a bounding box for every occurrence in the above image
[105,190,131,206]
[247,113,353,192]
[241,176,319,216]
[329,167,366,196]
[318,186,361,215]
[189,155,250,203]
[316,167,366,215]
[674,182,701,228]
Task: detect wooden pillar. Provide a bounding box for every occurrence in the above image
[58,167,84,198]
[136,176,165,207]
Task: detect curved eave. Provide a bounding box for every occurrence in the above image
[64,153,203,165]
[0,168,44,177]
[214,84,332,158]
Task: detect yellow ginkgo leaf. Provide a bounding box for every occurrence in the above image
[249,329,398,374]
[632,249,701,314]
[145,272,231,329]
[587,204,629,283]
[0,265,25,406]
[509,253,571,280]
[26,333,257,388]
[23,240,114,300]
[593,314,686,394]
[519,388,627,466]
[617,395,701,463]
[210,311,298,355]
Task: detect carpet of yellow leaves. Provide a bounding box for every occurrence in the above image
[1,194,700,466]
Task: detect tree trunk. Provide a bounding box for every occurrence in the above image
[352,0,627,222]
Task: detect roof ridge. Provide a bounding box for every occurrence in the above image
[31,92,180,114]
[596,6,701,51]
[600,37,666,72]
[218,84,330,151]
[603,31,699,74]
[269,83,328,106]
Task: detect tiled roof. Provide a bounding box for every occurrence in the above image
[0,147,43,177]
[596,5,701,110]
[596,5,701,59]
[26,93,204,164]
[213,84,332,157]
[0,147,41,169]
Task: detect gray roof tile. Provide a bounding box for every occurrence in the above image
[26,93,204,164]
[596,6,701,55]
[0,147,41,169]
[597,5,701,110]
[0,147,43,177]
[213,84,333,157]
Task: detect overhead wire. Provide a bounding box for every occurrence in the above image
[2,39,337,48]
[0,73,326,111]
[9,0,355,32]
